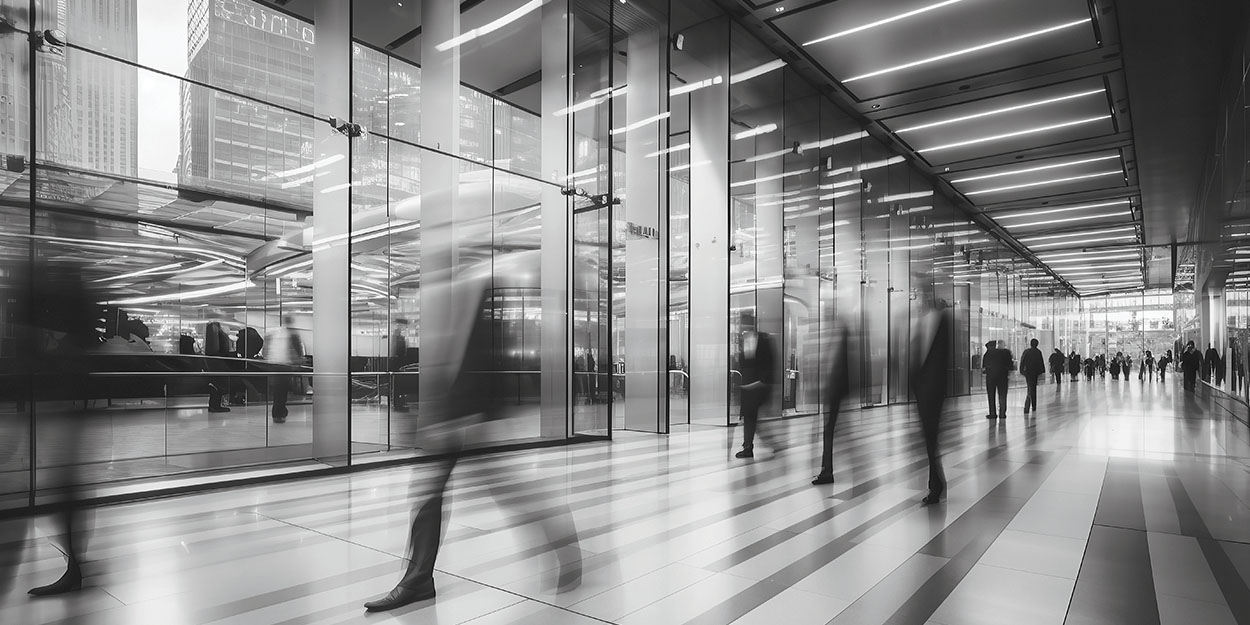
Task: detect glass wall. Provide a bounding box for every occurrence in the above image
[0,0,1075,510]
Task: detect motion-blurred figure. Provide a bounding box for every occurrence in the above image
[204,320,233,413]
[25,261,100,595]
[1019,338,1044,414]
[910,297,951,505]
[267,316,304,423]
[735,329,777,459]
[813,292,856,485]
[390,319,411,412]
[1182,341,1201,391]
[364,259,581,612]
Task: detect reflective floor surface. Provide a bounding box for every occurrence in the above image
[2,377,1249,624]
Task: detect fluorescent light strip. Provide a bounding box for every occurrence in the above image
[1052,268,1141,277]
[269,154,345,179]
[1037,248,1138,261]
[918,115,1110,153]
[94,262,186,283]
[857,156,906,172]
[670,75,723,97]
[1030,235,1136,249]
[1020,226,1135,242]
[730,60,786,84]
[879,190,933,202]
[965,170,1122,196]
[647,143,691,158]
[844,18,1091,83]
[730,166,818,188]
[803,0,967,46]
[897,89,1105,134]
[436,0,543,52]
[1044,253,1140,264]
[995,199,1130,220]
[950,154,1118,184]
[610,112,670,135]
[820,178,863,190]
[107,280,254,306]
[1001,211,1130,229]
[734,123,778,140]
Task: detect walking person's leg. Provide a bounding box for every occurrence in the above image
[737,387,761,457]
[814,396,841,484]
[920,405,945,503]
[996,377,1007,417]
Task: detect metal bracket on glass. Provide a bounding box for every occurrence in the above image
[32,29,66,54]
[327,116,367,138]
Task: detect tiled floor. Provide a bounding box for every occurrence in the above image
[2,377,1249,624]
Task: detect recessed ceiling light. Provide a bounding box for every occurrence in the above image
[949,154,1119,185]
[803,0,967,47]
[995,199,1130,220]
[1020,226,1135,242]
[1002,211,1131,229]
[918,115,1111,153]
[843,18,1092,83]
[1030,235,1136,249]
[964,170,1123,196]
[896,89,1105,134]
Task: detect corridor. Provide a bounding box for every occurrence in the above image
[4,378,1250,625]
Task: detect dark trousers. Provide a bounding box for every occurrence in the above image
[393,432,580,593]
[740,385,773,450]
[271,375,290,420]
[986,375,1008,416]
[1184,370,1197,390]
[1051,371,1061,384]
[818,389,847,474]
[917,397,946,496]
[1024,375,1039,412]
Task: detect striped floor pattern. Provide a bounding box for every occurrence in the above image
[2,377,1250,624]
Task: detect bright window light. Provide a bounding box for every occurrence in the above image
[995,199,1130,220]
[964,170,1122,196]
[647,143,690,158]
[897,89,1105,134]
[918,115,1110,153]
[94,262,186,283]
[108,280,254,305]
[844,18,1092,83]
[803,0,967,47]
[436,0,543,52]
[734,123,778,140]
[949,154,1119,185]
[730,166,818,188]
[269,154,344,179]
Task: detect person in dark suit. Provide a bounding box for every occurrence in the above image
[813,317,851,485]
[1067,351,1081,381]
[1048,348,1065,385]
[1206,343,1223,385]
[1182,341,1201,391]
[910,298,951,504]
[735,329,777,458]
[204,321,233,413]
[982,340,1013,420]
[1019,338,1045,414]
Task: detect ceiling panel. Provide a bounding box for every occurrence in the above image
[773,0,1097,100]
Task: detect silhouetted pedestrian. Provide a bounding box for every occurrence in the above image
[1019,339,1045,414]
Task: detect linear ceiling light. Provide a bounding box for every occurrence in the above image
[965,170,1123,196]
[1000,211,1130,229]
[436,0,543,52]
[918,115,1110,153]
[995,199,1130,220]
[844,18,1092,83]
[1020,226,1135,242]
[896,89,1105,134]
[1044,253,1140,264]
[670,75,723,96]
[803,0,967,46]
[880,190,934,202]
[107,280,254,306]
[949,154,1119,185]
[734,123,778,140]
[730,59,787,84]
[1030,235,1136,249]
[731,166,818,188]
[647,143,690,158]
[610,112,670,135]
[1037,248,1138,261]
[94,262,186,283]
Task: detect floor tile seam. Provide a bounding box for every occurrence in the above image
[562,561,715,621]
[250,510,409,561]
[972,559,1080,583]
[428,567,618,625]
[1160,468,1250,621]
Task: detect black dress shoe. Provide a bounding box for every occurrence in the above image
[921,490,945,505]
[363,583,435,611]
[812,473,835,485]
[734,448,754,458]
[29,564,82,596]
[986,414,997,419]
[209,406,231,413]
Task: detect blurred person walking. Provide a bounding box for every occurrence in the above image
[1067,351,1081,382]
[1182,341,1201,391]
[1111,352,1123,380]
[1019,338,1045,414]
[736,329,778,458]
[266,316,304,423]
[911,297,951,504]
[813,300,855,485]
[1159,349,1172,381]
